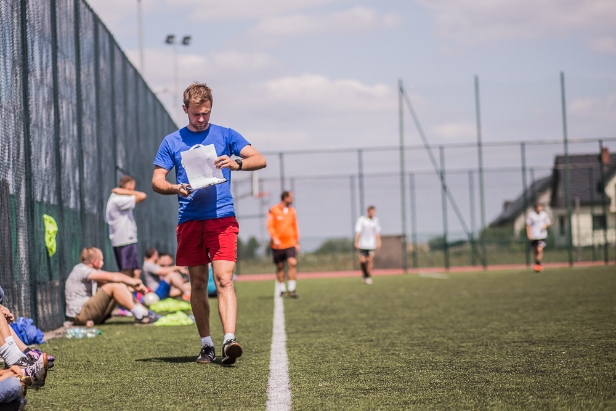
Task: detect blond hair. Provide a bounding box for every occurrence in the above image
[80,247,103,264]
[183,82,213,108]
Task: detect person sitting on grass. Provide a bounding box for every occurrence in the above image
[158,254,218,298]
[142,248,191,301]
[65,247,159,325]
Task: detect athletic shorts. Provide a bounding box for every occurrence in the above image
[154,280,171,300]
[176,217,239,267]
[272,247,297,264]
[74,289,116,325]
[113,243,141,271]
[359,249,375,258]
[530,240,546,249]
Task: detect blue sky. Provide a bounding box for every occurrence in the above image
[88,0,616,241]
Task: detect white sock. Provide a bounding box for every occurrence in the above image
[0,337,26,366]
[131,304,148,320]
[278,282,286,293]
[288,280,296,292]
[223,333,235,343]
[201,336,213,347]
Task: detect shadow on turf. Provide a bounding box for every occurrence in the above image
[135,356,224,365]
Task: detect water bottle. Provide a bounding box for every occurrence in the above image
[65,327,86,339]
[85,328,101,338]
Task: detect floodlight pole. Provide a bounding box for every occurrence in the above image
[560,71,574,267]
[137,0,144,75]
[599,140,609,264]
[399,79,408,272]
[521,143,530,267]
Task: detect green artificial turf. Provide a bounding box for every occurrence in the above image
[27,266,616,410]
[284,266,616,410]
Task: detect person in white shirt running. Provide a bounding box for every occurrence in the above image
[354,206,381,284]
[526,203,552,272]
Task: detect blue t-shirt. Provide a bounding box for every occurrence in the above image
[153,124,250,224]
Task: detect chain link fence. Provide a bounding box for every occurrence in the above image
[0,0,177,331]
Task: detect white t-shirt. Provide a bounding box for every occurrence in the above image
[142,261,163,291]
[526,211,551,240]
[355,216,382,250]
[105,193,137,247]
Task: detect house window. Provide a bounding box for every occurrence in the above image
[559,216,566,235]
[592,215,607,230]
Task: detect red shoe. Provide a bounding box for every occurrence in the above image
[181,292,191,302]
[534,264,543,272]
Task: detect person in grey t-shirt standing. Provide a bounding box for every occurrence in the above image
[105,175,147,279]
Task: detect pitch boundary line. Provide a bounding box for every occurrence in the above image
[266,284,291,411]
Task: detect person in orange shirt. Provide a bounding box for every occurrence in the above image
[267,191,300,297]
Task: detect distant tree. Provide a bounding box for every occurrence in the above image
[238,236,260,260]
[313,238,354,255]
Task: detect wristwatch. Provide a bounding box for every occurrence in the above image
[234,158,243,170]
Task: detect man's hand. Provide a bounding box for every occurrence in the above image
[0,306,14,323]
[177,266,189,275]
[295,244,301,252]
[272,238,282,247]
[214,155,240,171]
[376,242,381,251]
[130,279,147,294]
[354,242,359,250]
[176,184,193,198]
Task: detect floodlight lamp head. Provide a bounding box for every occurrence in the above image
[182,36,192,45]
[165,35,175,44]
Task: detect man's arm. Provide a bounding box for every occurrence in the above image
[88,270,147,293]
[375,233,381,250]
[354,233,361,249]
[266,211,281,247]
[112,187,147,204]
[152,166,192,197]
[293,212,300,251]
[155,265,188,277]
[214,145,267,172]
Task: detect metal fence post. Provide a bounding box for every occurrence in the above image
[589,167,596,261]
[474,75,487,269]
[440,146,449,270]
[409,173,418,268]
[94,16,107,253]
[521,143,530,267]
[599,140,609,264]
[20,0,38,324]
[468,170,476,266]
[560,72,574,267]
[398,79,408,271]
[279,152,285,193]
[74,0,87,246]
[357,149,365,215]
[350,176,356,238]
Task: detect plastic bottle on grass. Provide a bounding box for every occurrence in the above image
[65,327,86,339]
[85,328,101,338]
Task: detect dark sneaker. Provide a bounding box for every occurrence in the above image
[26,349,54,369]
[287,291,299,298]
[23,354,47,389]
[5,356,36,370]
[196,345,216,364]
[280,291,287,298]
[221,339,243,366]
[135,311,159,325]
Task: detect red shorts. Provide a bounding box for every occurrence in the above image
[176,217,239,267]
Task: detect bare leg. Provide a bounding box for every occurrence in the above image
[275,262,285,283]
[8,329,26,352]
[366,255,374,277]
[188,265,210,338]
[212,260,237,335]
[287,258,297,281]
[100,283,137,310]
[536,246,544,263]
[359,254,368,278]
[0,314,10,346]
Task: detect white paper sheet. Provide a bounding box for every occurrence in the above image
[180,144,227,190]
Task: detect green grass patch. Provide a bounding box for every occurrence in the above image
[25,266,616,410]
[284,266,616,410]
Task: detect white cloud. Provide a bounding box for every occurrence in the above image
[163,0,352,21]
[249,6,401,40]
[416,0,616,52]
[430,122,476,141]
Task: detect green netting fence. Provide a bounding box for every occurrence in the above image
[0,0,178,331]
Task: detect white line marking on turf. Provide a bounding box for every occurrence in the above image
[266,284,291,411]
[419,272,449,279]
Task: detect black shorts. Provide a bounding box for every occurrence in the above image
[359,249,375,258]
[530,240,546,249]
[272,247,297,264]
[113,243,141,270]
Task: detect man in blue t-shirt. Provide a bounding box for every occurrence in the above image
[152,83,267,366]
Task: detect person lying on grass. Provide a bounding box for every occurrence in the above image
[65,247,159,326]
[142,248,191,301]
